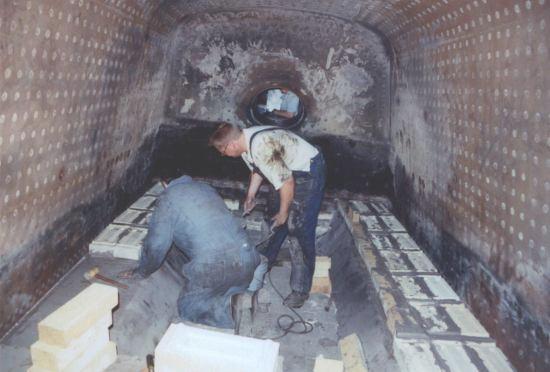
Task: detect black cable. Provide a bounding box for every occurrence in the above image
[265,271,314,340]
[254,228,314,340]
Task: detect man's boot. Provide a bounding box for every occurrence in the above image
[283,290,309,308]
[287,236,310,308]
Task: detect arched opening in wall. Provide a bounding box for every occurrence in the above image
[247,87,305,129]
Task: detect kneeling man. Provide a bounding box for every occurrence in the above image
[121,175,261,329]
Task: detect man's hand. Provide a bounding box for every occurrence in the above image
[243,196,257,216]
[117,268,139,280]
[271,209,289,230]
[272,177,294,230]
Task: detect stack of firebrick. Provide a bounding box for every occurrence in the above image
[28,283,118,371]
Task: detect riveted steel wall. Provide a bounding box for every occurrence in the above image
[389,1,549,370]
[0,0,170,336]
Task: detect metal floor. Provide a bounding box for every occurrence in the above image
[0,255,347,372]
[248,263,340,372]
[2,178,455,372]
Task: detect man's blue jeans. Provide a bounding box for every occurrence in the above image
[263,152,326,293]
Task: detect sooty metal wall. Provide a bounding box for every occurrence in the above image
[0,1,548,370]
[154,10,392,193]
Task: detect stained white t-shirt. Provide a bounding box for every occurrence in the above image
[241,126,319,190]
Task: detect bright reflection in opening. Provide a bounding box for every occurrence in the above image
[248,88,305,128]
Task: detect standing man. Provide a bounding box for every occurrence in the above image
[209,123,326,308]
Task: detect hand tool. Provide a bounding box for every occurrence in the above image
[84,267,128,289]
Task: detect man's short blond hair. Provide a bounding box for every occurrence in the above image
[208,122,242,150]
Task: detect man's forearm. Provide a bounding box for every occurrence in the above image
[278,177,295,214]
[136,241,168,278]
[135,201,174,278]
[247,172,263,199]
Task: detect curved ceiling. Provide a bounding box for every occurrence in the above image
[146,0,417,41]
[143,0,516,56]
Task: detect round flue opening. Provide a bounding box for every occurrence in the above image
[247,88,305,128]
